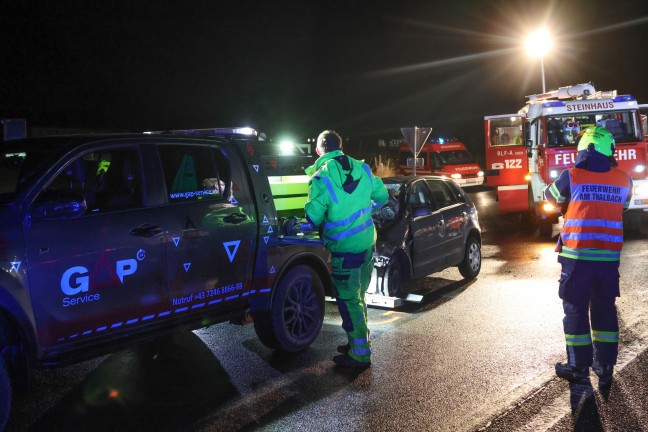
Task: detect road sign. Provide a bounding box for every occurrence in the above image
[400,127,432,175]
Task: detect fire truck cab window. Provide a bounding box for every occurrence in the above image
[544,112,638,148]
[489,117,523,147]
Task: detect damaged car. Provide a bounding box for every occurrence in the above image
[371,176,482,298]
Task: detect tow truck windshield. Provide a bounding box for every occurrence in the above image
[1,145,59,201]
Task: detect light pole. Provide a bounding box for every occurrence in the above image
[525,29,552,93]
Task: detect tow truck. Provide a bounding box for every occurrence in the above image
[484,83,648,236]
[0,127,334,428]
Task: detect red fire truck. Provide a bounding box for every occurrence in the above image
[398,138,485,187]
[484,83,648,236]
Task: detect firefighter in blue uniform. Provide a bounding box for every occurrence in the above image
[305,130,388,368]
[544,126,632,387]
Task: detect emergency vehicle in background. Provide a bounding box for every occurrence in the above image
[484,83,648,236]
[398,138,485,187]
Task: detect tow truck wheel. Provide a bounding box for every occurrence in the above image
[383,260,403,298]
[0,354,11,431]
[253,265,325,353]
[458,236,481,280]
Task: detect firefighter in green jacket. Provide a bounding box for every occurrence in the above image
[305,130,388,368]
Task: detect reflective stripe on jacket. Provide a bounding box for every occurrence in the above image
[559,167,631,261]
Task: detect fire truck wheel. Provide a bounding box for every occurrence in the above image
[253,265,325,353]
[459,236,481,280]
[0,354,11,431]
[383,260,403,298]
[520,211,538,231]
[623,211,642,233]
[539,219,553,238]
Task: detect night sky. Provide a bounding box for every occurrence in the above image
[2,0,648,155]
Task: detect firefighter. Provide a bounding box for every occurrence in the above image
[544,126,632,388]
[304,130,388,368]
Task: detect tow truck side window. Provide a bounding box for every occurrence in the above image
[38,147,143,214]
[157,145,230,202]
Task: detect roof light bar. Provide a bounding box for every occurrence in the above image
[613,95,636,103]
[143,127,258,137]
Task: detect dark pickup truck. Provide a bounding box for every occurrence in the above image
[0,128,331,428]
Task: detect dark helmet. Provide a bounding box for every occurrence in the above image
[316,130,343,153]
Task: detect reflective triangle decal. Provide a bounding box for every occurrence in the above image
[264,236,269,244]
[183,263,191,272]
[269,266,276,274]
[223,240,241,263]
[172,237,180,247]
[10,261,21,272]
[253,165,259,172]
[262,215,269,224]
[267,225,273,233]
[231,196,238,205]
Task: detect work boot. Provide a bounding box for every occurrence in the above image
[593,364,614,388]
[337,343,350,354]
[555,362,589,382]
[333,354,371,369]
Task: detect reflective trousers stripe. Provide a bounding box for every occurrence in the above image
[592,330,619,343]
[565,333,592,346]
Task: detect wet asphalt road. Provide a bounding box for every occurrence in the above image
[6,186,648,431]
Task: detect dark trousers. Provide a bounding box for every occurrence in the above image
[558,258,620,368]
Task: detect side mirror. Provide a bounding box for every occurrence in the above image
[32,190,87,219]
[526,139,534,158]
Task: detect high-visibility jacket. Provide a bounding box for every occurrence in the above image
[547,167,631,261]
[305,150,388,254]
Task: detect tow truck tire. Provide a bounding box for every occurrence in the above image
[0,355,11,431]
[458,236,481,280]
[253,265,325,353]
[383,260,403,298]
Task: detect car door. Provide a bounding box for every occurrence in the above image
[154,143,256,312]
[407,179,446,278]
[24,144,169,351]
[425,179,467,265]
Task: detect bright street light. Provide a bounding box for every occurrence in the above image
[525,29,552,93]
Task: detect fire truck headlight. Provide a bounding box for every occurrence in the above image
[451,173,462,179]
[543,203,555,212]
[524,173,531,181]
[549,170,559,179]
[633,165,646,174]
[477,171,484,177]
[634,184,648,197]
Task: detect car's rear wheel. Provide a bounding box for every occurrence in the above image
[0,354,11,431]
[458,236,481,280]
[253,265,325,352]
